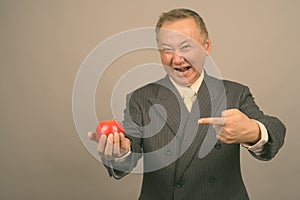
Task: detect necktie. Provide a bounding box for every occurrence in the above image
[183,87,196,112]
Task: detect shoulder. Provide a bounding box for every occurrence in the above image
[205,73,249,93]
[128,76,169,99]
[131,80,162,96]
[205,74,254,108]
[224,79,249,93]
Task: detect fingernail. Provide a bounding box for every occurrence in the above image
[100,134,106,139]
[108,134,113,139]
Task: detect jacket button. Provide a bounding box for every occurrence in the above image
[175,183,183,188]
[214,143,222,150]
[209,177,216,183]
[165,149,172,156]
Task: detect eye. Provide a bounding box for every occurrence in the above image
[161,47,174,53]
[181,45,191,50]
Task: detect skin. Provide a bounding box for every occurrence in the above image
[88,17,261,160]
[199,109,261,144]
[158,18,211,86]
[88,131,130,160]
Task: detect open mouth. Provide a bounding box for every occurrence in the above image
[174,66,191,72]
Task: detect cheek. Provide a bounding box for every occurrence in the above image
[183,49,206,68]
[160,53,172,65]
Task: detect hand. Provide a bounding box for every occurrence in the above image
[88,132,131,160]
[198,109,261,144]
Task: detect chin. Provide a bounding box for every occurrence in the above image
[172,76,190,86]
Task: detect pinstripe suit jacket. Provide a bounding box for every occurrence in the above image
[105,73,286,200]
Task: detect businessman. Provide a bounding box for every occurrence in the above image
[88,8,286,200]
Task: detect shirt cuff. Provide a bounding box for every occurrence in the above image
[242,120,269,155]
[113,151,132,163]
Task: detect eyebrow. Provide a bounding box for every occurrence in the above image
[160,40,190,46]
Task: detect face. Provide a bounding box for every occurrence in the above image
[157,18,211,86]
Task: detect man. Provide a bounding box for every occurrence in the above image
[88,8,286,200]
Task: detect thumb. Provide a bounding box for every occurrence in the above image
[120,132,131,152]
[87,131,97,142]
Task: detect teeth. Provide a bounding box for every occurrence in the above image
[174,66,191,72]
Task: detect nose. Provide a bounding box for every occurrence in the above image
[172,53,185,66]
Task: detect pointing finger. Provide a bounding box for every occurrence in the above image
[198,117,225,125]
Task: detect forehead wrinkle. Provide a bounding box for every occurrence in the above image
[158,32,198,47]
[160,39,189,46]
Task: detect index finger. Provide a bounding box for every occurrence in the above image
[198,117,225,125]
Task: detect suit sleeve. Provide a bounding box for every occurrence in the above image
[104,92,144,179]
[239,86,286,161]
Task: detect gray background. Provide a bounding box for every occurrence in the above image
[1,0,299,199]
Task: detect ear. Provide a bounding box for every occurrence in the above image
[203,37,212,55]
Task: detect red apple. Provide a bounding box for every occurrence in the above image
[96,119,125,141]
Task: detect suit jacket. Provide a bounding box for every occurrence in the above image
[105,73,286,200]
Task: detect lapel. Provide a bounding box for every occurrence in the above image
[174,73,227,182]
[145,73,227,181]
[149,76,190,137]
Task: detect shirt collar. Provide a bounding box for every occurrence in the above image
[169,70,204,98]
